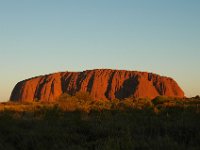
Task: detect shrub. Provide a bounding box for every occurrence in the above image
[152,96,170,105]
[74,92,93,102]
[194,95,200,100]
[57,93,71,101]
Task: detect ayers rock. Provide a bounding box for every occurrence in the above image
[10,69,184,102]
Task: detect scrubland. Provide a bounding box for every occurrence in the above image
[0,93,200,150]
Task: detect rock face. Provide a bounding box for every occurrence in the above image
[10,69,184,102]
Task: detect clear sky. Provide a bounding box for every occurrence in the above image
[0,0,200,101]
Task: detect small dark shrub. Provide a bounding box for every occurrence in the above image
[152,96,170,105]
[194,95,200,100]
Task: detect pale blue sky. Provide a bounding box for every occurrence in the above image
[0,0,200,101]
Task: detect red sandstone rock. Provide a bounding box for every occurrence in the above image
[10,69,184,102]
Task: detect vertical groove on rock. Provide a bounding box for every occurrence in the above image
[61,73,72,94]
[87,72,95,93]
[117,74,139,99]
[76,72,87,92]
[34,77,46,100]
[105,71,116,99]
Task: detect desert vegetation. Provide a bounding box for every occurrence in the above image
[0,93,200,150]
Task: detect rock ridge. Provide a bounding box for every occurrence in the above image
[10,69,185,102]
